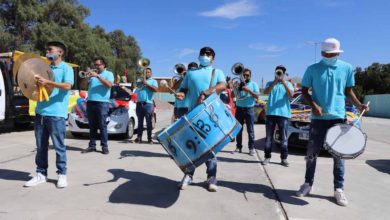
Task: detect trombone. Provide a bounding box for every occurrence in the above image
[136,58,150,89]
[231,62,248,100]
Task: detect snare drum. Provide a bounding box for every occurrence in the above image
[324,123,367,159]
[157,93,241,172]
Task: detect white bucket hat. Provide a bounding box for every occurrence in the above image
[321,38,344,53]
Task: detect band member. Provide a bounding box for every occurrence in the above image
[134,68,158,144]
[82,57,114,154]
[233,68,260,155]
[263,65,294,166]
[176,47,226,192]
[296,38,369,206]
[171,62,198,119]
[24,41,74,188]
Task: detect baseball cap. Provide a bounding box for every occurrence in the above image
[321,38,344,53]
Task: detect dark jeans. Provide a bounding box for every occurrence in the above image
[87,101,109,149]
[34,114,67,175]
[304,119,345,190]
[174,107,188,118]
[264,115,289,159]
[235,106,255,150]
[136,102,154,140]
[185,157,217,178]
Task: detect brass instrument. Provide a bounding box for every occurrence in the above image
[78,68,97,78]
[231,62,248,100]
[136,58,150,89]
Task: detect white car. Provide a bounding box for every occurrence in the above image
[68,84,138,139]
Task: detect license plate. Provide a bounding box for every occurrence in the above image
[299,133,309,140]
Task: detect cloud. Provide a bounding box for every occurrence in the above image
[177,48,198,58]
[256,54,281,59]
[249,43,286,53]
[199,0,260,20]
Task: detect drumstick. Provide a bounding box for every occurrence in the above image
[354,101,370,125]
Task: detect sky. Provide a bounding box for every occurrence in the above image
[79,0,390,87]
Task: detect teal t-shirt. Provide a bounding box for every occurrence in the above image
[265,81,294,118]
[35,61,74,118]
[175,85,189,108]
[301,59,355,120]
[87,69,114,102]
[180,66,225,111]
[236,80,260,107]
[135,78,158,104]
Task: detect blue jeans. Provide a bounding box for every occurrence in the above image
[235,107,255,150]
[304,119,345,190]
[87,101,109,149]
[185,157,217,178]
[264,115,289,159]
[34,114,67,175]
[136,102,154,140]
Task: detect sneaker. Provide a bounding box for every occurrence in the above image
[207,176,218,192]
[249,149,256,156]
[24,173,47,187]
[281,159,290,167]
[262,158,270,165]
[82,147,96,153]
[296,183,312,197]
[231,148,242,154]
[57,174,67,188]
[134,137,141,143]
[178,174,193,190]
[334,188,348,206]
[148,139,153,144]
[102,147,109,155]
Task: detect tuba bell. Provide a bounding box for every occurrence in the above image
[136,58,150,89]
[231,62,248,100]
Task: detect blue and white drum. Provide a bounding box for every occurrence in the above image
[157,93,241,172]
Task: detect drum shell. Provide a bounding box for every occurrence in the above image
[157,93,241,172]
[323,123,367,159]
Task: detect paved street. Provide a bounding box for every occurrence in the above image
[0,107,389,220]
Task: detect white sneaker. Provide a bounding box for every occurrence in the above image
[178,174,193,190]
[334,188,348,206]
[296,183,312,197]
[207,176,218,192]
[249,149,256,156]
[24,173,47,187]
[57,174,67,188]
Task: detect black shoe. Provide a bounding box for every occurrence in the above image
[102,148,109,155]
[82,147,96,153]
[148,139,153,144]
[134,137,141,143]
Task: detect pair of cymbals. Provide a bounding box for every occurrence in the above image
[17,58,54,101]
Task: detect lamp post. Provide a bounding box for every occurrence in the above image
[306,41,320,63]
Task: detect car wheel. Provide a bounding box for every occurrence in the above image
[125,118,135,139]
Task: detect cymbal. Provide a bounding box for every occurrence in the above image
[17,58,54,101]
[12,53,41,81]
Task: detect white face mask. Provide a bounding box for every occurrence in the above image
[322,56,339,66]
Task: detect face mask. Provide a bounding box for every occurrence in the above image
[198,56,211,67]
[322,56,338,66]
[46,53,58,61]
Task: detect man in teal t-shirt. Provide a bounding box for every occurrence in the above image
[134,67,158,144]
[263,65,294,167]
[296,38,369,207]
[176,47,226,192]
[83,57,114,155]
[24,41,74,189]
[233,68,259,156]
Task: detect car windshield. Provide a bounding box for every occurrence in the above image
[110,85,131,100]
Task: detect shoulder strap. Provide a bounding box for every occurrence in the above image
[209,68,216,89]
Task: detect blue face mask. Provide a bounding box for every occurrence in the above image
[198,55,212,67]
[46,53,58,61]
[322,56,338,66]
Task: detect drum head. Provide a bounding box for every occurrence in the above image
[325,124,366,156]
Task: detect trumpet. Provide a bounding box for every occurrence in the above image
[231,62,248,100]
[78,68,97,78]
[136,58,150,88]
[174,63,186,75]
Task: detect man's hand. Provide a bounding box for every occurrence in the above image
[176,92,185,101]
[312,103,323,116]
[358,104,370,113]
[89,70,98,78]
[197,93,206,104]
[34,75,49,86]
[242,86,250,92]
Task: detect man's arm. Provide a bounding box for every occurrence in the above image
[345,87,369,112]
[264,79,278,94]
[96,75,113,88]
[35,75,72,90]
[302,86,322,116]
[242,85,259,99]
[281,80,294,98]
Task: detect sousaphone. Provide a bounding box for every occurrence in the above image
[17,58,54,101]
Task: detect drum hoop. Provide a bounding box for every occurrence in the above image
[323,123,368,159]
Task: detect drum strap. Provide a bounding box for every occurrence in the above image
[208,68,216,90]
